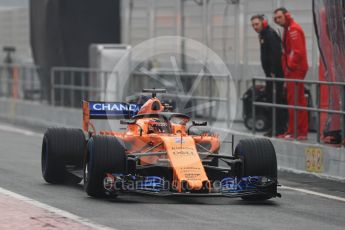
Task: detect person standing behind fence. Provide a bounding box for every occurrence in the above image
[274,7,309,140]
[250,14,287,137]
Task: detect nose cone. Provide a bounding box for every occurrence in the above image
[179,179,211,192]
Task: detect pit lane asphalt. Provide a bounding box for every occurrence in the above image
[0,123,344,230]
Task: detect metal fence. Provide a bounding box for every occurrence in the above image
[51,67,115,107]
[120,0,318,122]
[0,65,243,127]
[129,71,233,124]
[50,67,235,126]
[121,0,318,82]
[0,64,42,101]
[3,64,345,146]
[252,77,345,144]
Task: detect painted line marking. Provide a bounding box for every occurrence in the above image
[281,185,345,202]
[0,187,115,230]
[0,123,42,137]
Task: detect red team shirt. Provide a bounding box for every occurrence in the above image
[282,19,309,78]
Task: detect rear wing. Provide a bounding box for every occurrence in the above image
[82,101,142,132]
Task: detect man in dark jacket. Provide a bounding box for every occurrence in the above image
[251,14,287,136]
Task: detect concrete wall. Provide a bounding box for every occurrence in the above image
[1,97,344,181]
[0,97,81,129]
[232,131,345,181]
[0,7,32,63]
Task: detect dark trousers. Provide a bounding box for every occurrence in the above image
[265,76,288,134]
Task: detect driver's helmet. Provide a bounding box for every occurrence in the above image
[148,118,169,133]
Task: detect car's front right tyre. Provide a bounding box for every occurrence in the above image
[41,128,85,184]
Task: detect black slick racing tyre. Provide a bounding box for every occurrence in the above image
[234,138,277,201]
[84,135,126,198]
[41,128,86,184]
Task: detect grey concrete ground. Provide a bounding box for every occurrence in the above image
[0,122,344,230]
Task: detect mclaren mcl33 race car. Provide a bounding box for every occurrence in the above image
[41,89,280,201]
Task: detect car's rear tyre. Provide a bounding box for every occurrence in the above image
[234,138,277,201]
[41,128,86,184]
[84,135,126,198]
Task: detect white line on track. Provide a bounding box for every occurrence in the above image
[0,123,42,137]
[0,187,115,230]
[281,185,345,202]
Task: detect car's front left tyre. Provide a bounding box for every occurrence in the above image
[84,135,126,198]
[234,138,277,201]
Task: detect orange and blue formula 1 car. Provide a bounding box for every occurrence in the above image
[41,89,280,201]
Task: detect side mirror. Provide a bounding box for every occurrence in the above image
[192,121,207,126]
[120,119,143,136]
[188,121,208,135]
[120,119,136,125]
[163,103,174,112]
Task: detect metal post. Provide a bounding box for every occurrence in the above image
[102,71,106,101]
[31,67,34,99]
[231,134,235,156]
[116,71,120,100]
[227,75,231,129]
[50,68,55,106]
[202,0,208,46]
[149,0,155,39]
[0,66,3,96]
[19,66,24,99]
[127,0,133,45]
[252,78,256,135]
[246,79,250,94]
[272,79,277,137]
[149,0,156,58]
[70,71,75,108]
[294,81,297,139]
[316,83,320,143]
[81,71,86,101]
[208,75,212,125]
[311,32,319,81]
[202,0,210,72]
[242,0,248,78]
[180,0,186,71]
[61,70,65,107]
[341,86,345,146]
[38,67,43,102]
[102,71,107,101]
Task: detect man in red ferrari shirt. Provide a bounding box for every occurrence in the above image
[274,7,309,140]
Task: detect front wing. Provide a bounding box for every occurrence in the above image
[103,174,280,198]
